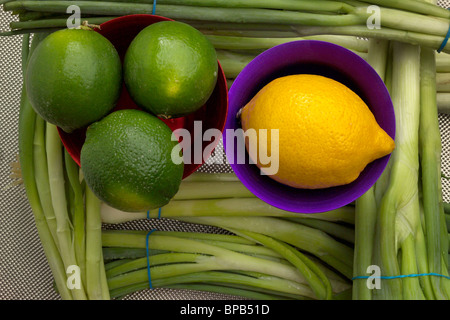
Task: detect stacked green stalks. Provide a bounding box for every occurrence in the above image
[101,227,353,300]
[352,0,450,300]
[95,173,357,299]
[433,52,450,113]
[2,0,450,55]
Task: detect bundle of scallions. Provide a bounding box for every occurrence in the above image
[4,0,450,300]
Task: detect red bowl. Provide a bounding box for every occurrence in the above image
[58,14,228,179]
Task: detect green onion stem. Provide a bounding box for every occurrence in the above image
[153,230,255,245]
[64,149,86,288]
[352,38,389,301]
[282,218,355,244]
[102,247,165,261]
[18,10,57,21]
[376,42,421,300]
[153,230,256,245]
[437,73,450,92]
[46,123,87,300]
[100,197,355,224]
[106,253,202,278]
[109,271,312,300]
[85,185,109,300]
[164,283,290,300]
[437,53,450,73]
[99,251,110,299]
[207,34,369,52]
[0,27,64,36]
[9,16,116,30]
[3,2,365,26]
[33,115,59,250]
[293,25,450,54]
[356,0,450,19]
[437,93,450,113]
[400,235,426,299]
[85,0,356,13]
[414,211,435,299]
[173,181,255,200]
[104,259,133,271]
[20,32,29,76]
[216,50,255,78]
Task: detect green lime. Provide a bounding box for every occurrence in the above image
[124,21,218,118]
[26,28,122,133]
[80,109,183,212]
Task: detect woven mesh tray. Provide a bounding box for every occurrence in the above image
[1,2,450,300]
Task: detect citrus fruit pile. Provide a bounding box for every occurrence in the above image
[25,21,219,212]
[240,74,395,189]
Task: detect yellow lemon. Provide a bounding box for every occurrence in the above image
[240,74,395,189]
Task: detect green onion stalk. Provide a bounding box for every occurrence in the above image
[100,192,355,224]
[375,42,422,300]
[86,185,110,299]
[64,150,87,288]
[46,123,88,300]
[352,38,389,301]
[33,114,59,251]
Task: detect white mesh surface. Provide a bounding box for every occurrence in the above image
[1,1,450,300]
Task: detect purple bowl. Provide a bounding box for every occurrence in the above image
[224,40,396,214]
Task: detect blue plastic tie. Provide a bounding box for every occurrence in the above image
[352,273,450,281]
[147,207,162,219]
[146,229,157,289]
[152,0,157,15]
[438,9,450,53]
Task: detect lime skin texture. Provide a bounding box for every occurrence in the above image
[80,109,184,212]
[26,28,122,133]
[124,21,218,119]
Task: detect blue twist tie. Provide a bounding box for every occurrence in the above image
[152,0,157,15]
[147,207,162,219]
[438,9,450,53]
[146,229,157,289]
[352,273,450,281]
